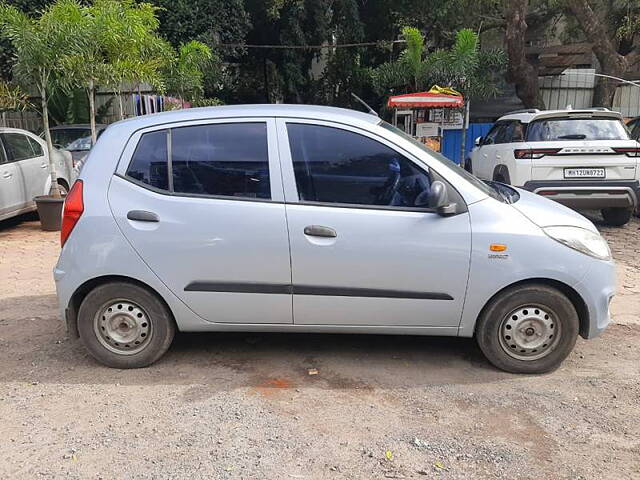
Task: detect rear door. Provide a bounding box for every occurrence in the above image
[109,118,293,324]
[526,115,637,181]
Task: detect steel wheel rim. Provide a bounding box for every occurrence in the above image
[498,305,561,361]
[93,300,152,355]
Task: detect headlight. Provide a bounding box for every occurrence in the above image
[543,226,611,261]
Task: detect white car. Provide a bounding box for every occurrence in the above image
[468,108,640,226]
[0,127,75,222]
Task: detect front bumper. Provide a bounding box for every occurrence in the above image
[573,257,616,339]
[522,180,640,211]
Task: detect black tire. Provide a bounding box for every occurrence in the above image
[476,284,579,374]
[464,159,473,173]
[601,207,632,227]
[77,282,175,368]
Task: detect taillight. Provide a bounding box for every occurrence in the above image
[514,148,561,159]
[61,180,84,247]
[612,147,640,157]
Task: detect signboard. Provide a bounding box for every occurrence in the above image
[416,122,439,137]
[428,108,463,129]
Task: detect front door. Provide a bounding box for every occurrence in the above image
[109,119,293,324]
[0,139,25,218]
[277,119,471,327]
[472,122,505,180]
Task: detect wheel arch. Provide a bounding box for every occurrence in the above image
[492,164,511,184]
[57,177,70,191]
[474,278,590,339]
[66,275,176,338]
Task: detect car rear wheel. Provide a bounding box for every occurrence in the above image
[601,207,632,227]
[77,282,175,368]
[476,284,579,374]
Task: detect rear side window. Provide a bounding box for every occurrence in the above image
[27,137,44,156]
[287,123,431,208]
[483,123,505,145]
[1,133,35,162]
[125,122,270,200]
[126,130,169,190]
[502,121,525,143]
[527,118,630,141]
[171,123,270,199]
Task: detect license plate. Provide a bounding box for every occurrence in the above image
[564,168,605,178]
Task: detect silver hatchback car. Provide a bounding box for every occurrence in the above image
[54,105,615,373]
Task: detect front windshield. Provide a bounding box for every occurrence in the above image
[379,120,504,201]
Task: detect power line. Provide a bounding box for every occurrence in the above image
[212,40,406,50]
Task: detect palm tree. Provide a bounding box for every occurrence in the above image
[165,41,213,105]
[373,27,505,163]
[426,29,506,163]
[98,0,173,120]
[0,80,30,112]
[0,0,83,198]
[372,27,429,94]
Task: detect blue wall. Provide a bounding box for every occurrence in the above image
[442,123,493,164]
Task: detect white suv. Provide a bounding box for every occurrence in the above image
[468,109,640,226]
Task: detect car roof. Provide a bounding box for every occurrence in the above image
[109,104,380,131]
[50,124,107,130]
[0,127,40,136]
[498,108,624,123]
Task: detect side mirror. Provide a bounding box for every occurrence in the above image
[474,136,483,147]
[428,180,457,216]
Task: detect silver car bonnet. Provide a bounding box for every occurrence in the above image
[511,187,598,232]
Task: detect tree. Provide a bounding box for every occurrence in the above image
[98,0,173,120]
[0,0,83,198]
[56,0,111,144]
[565,0,640,107]
[373,27,505,161]
[427,29,506,162]
[164,41,213,104]
[504,0,545,108]
[0,80,30,112]
[372,27,430,94]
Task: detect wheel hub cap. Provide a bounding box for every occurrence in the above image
[94,301,152,355]
[499,306,560,361]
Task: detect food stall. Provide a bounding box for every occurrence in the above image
[387,88,464,153]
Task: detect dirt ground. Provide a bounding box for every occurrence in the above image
[0,211,638,480]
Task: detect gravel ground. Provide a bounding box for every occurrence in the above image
[0,211,639,480]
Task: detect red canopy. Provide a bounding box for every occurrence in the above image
[387,91,464,109]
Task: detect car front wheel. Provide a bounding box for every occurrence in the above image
[77,282,175,368]
[476,284,579,374]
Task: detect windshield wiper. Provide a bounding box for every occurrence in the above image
[557,134,587,139]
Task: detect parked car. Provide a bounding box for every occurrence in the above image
[0,127,74,222]
[49,123,106,165]
[55,105,614,374]
[468,108,640,226]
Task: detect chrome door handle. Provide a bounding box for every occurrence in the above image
[127,210,159,222]
[496,155,502,159]
[40,163,48,168]
[2,172,12,179]
[304,225,337,238]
